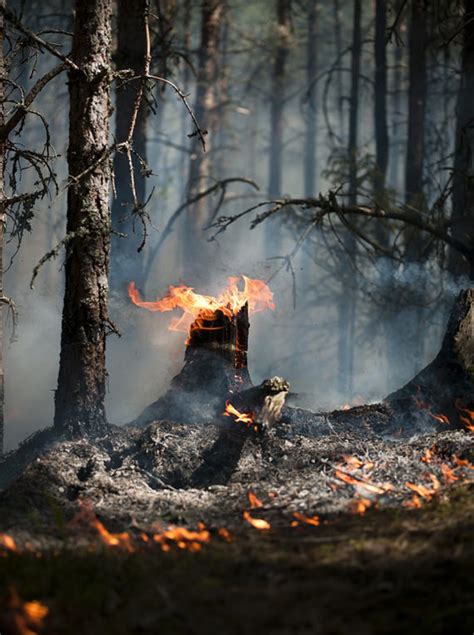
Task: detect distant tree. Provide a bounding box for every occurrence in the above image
[450,0,474,278]
[304,1,319,198]
[111,0,149,291]
[268,0,291,198]
[186,0,223,237]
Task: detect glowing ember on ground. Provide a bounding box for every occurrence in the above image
[334,469,393,496]
[247,491,264,508]
[0,534,17,552]
[290,511,320,526]
[350,498,372,515]
[455,400,474,432]
[128,275,275,341]
[243,511,271,531]
[224,402,254,426]
[8,589,49,635]
[440,463,458,483]
[152,525,211,552]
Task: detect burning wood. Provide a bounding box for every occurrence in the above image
[242,511,271,531]
[128,276,276,426]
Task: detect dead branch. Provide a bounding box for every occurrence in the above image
[0,6,78,71]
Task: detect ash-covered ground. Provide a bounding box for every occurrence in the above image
[0,405,472,548]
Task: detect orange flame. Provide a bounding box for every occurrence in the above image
[334,469,393,495]
[421,448,433,464]
[128,276,275,341]
[247,491,264,509]
[454,399,474,432]
[291,511,320,526]
[440,463,458,484]
[0,534,17,552]
[8,589,48,635]
[152,525,211,553]
[429,413,450,425]
[350,498,372,515]
[224,401,254,426]
[242,510,270,531]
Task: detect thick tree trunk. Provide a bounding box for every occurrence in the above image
[0,0,4,454]
[450,0,474,279]
[267,0,290,198]
[304,1,318,197]
[54,0,112,434]
[333,0,344,134]
[338,0,361,398]
[110,0,148,291]
[186,0,222,229]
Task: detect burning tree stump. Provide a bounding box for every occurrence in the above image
[132,303,254,426]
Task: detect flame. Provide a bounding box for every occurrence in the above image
[7,589,48,635]
[0,533,17,552]
[429,413,450,425]
[421,448,433,464]
[243,510,271,531]
[403,494,423,509]
[247,491,263,508]
[291,511,320,526]
[405,477,439,499]
[350,498,372,515]
[93,518,132,551]
[440,463,458,484]
[128,276,275,341]
[454,399,474,432]
[334,469,393,496]
[453,455,474,469]
[224,401,254,426]
[152,525,211,552]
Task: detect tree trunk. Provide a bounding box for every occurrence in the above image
[405,0,427,212]
[267,0,290,198]
[0,0,5,454]
[374,0,388,202]
[403,0,428,374]
[450,0,474,278]
[304,1,318,197]
[337,0,361,398]
[186,0,223,229]
[54,0,112,434]
[333,0,344,135]
[110,0,148,292]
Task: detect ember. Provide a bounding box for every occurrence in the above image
[0,533,17,552]
[128,275,275,342]
[7,589,48,635]
[243,511,271,531]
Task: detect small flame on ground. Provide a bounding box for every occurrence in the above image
[334,469,393,496]
[247,491,263,508]
[421,448,433,464]
[128,275,275,341]
[290,511,320,527]
[455,399,474,432]
[440,463,458,483]
[0,534,17,552]
[350,498,372,515]
[7,589,48,635]
[224,402,254,426]
[152,525,211,553]
[243,510,270,531]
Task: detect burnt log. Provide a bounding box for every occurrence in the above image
[131,303,253,426]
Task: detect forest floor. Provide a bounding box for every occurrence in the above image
[0,482,472,634]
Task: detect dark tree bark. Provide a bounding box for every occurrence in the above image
[374,0,388,202]
[0,0,5,454]
[304,1,319,197]
[267,0,291,198]
[54,0,112,434]
[111,0,148,291]
[337,0,361,398]
[388,25,403,192]
[333,0,344,134]
[450,0,474,278]
[405,0,427,212]
[179,0,192,194]
[187,0,223,229]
